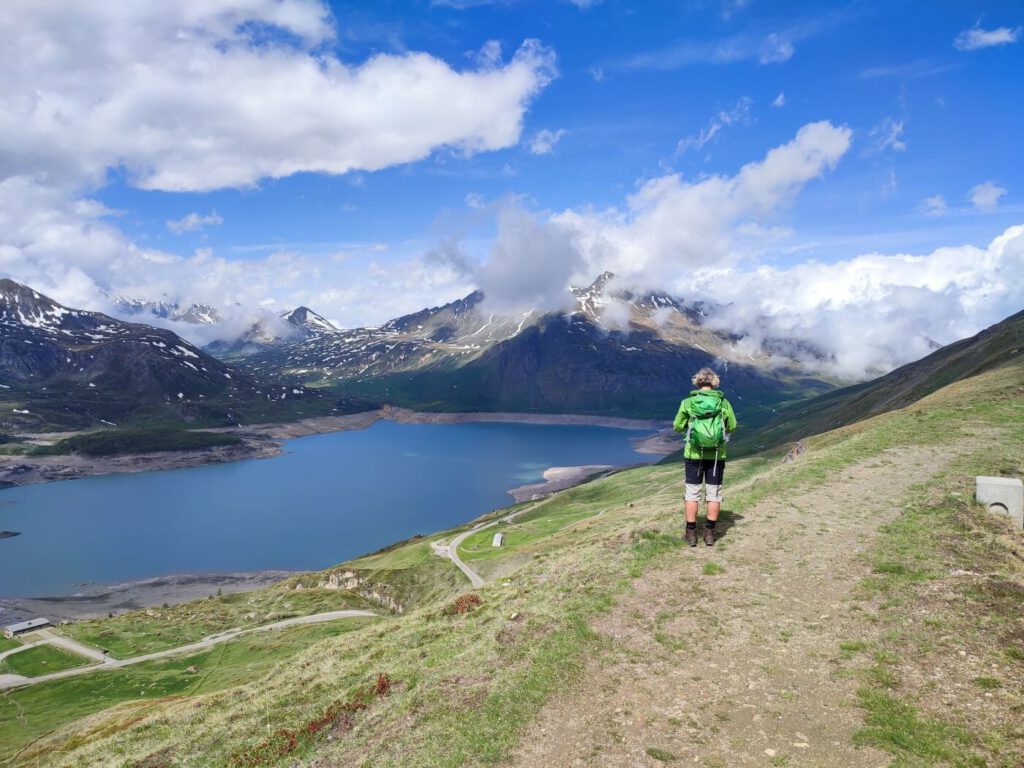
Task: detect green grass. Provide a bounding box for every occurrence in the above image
[0,645,92,677]
[702,562,725,576]
[0,618,377,761]
[0,636,21,653]
[645,746,678,762]
[854,689,978,766]
[30,428,242,457]
[61,587,374,658]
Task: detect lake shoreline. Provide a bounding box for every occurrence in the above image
[0,570,297,624]
[0,407,675,489]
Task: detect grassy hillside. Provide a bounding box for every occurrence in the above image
[728,308,1024,455]
[1,358,1021,766]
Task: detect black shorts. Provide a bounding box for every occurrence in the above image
[684,457,725,486]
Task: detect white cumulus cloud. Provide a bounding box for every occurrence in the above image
[439,122,852,312]
[699,225,1024,378]
[0,1,557,192]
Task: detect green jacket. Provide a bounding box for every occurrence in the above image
[672,389,738,460]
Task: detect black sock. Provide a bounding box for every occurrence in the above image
[685,521,697,530]
[705,519,717,529]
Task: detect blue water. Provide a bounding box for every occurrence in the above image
[0,421,655,597]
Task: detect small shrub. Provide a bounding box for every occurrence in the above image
[972,676,1001,690]
[229,672,395,766]
[645,746,677,762]
[444,593,483,616]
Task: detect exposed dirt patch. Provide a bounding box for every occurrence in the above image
[512,447,956,767]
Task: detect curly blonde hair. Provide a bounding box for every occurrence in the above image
[692,367,720,388]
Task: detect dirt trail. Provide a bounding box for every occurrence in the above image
[512,447,952,767]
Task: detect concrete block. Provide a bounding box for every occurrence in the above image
[976,476,1024,529]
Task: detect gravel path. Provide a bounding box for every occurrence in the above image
[512,446,952,767]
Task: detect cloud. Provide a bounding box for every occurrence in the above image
[527,128,568,155]
[619,32,796,69]
[676,98,752,154]
[759,33,795,64]
[698,225,1024,378]
[970,181,1008,211]
[859,59,960,79]
[920,195,948,217]
[868,117,907,153]
[441,121,851,314]
[612,10,847,72]
[441,123,1024,379]
[954,25,1021,51]
[771,92,786,108]
[166,211,224,234]
[0,2,557,192]
[0,174,473,339]
[433,205,582,314]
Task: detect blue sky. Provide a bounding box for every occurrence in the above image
[100,0,1022,264]
[0,0,1021,375]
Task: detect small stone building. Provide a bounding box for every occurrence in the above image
[3,617,50,638]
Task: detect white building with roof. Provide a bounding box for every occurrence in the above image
[3,617,50,638]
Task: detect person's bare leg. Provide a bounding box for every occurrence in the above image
[706,501,720,522]
[685,500,699,524]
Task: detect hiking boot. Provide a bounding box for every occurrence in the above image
[685,527,698,547]
[703,527,716,546]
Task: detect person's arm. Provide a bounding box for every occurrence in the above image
[672,399,689,433]
[723,399,738,433]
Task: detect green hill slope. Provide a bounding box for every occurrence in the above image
[1,358,1021,767]
[730,308,1024,455]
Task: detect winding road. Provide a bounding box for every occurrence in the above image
[430,500,550,587]
[0,609,379,691]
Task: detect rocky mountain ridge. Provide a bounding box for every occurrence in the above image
[0,280,327,431]
[219,274,834,419]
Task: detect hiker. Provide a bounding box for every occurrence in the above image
[672,367,737,547]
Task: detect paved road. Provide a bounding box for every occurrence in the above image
[431,501,546,587]
[0,609,379,691]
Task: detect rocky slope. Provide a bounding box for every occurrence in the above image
[206,305,340,356]
[0,280,329,431]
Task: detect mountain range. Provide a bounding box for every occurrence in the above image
[0,280,332,431]
[221,272,834,420]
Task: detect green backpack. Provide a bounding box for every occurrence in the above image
[686,391,726,451]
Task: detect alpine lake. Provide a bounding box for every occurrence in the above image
[0,420,658,598]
